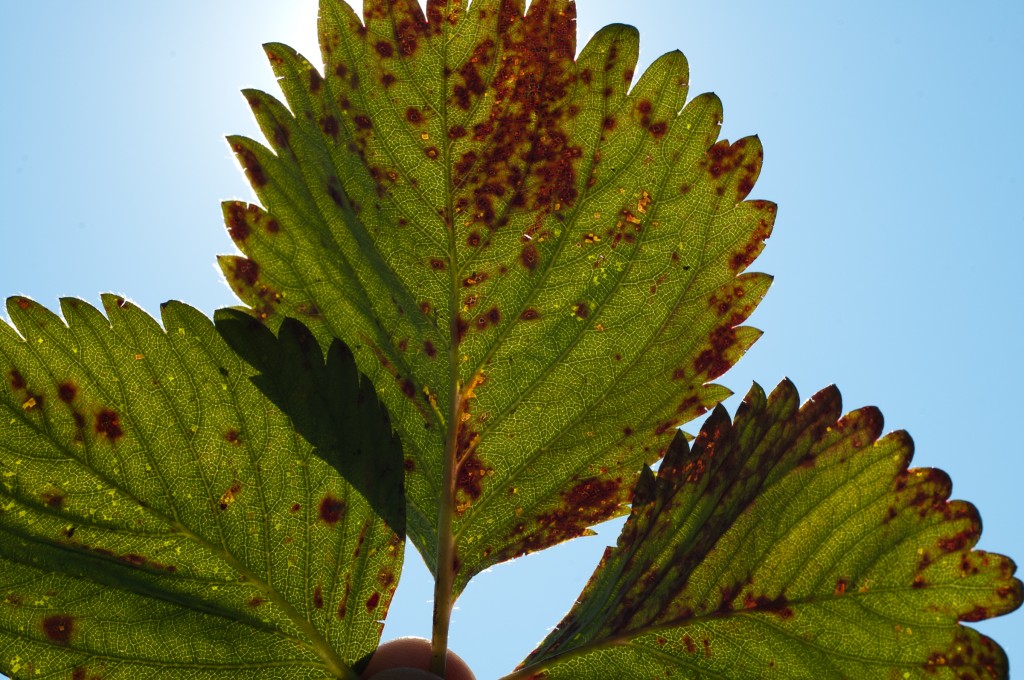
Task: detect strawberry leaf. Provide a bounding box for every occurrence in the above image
[0,296,402,679]
[221,0,772,594]
[511,381,1023,679]
[214,310,407,538]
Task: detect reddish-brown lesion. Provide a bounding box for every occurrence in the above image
[95,408,124,442]
[448,0,582,238]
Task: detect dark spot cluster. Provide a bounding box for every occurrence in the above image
[474,306,501,331]
[448,2,582,232]
[693,325,738,381]
[95,408,124,441]
[497,476,624,563]
[636,100,668,138]
[232,142,268,188]
[707,285,751,321]
[456,449,490,507]
[729,214,773,271]
[230,258,260,287]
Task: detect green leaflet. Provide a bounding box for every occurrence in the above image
[221,0,772,591]
[0,296,402,679]
[510,381,1023,679]
[214,311,407,539]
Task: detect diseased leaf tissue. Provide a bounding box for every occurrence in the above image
[0,1,1019,679]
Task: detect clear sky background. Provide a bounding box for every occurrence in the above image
[1,1,1021,678]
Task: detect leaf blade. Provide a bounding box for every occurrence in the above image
[223,0,773,591]
[0,296,403,678]
[512,381,1022,679]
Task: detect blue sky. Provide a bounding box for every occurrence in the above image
[1,1,1021,677]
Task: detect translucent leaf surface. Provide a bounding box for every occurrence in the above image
[510,381,1023,679]
[221,0,772,591]
[0,296,402,679]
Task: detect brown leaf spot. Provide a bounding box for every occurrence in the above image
[218,480,242,511]
[366,592,380,611]
[289,503,301,513]
[42,614,74,646]
[399,378,417,400]
[95,408,124,441]
[321,114,339,138]
[9,370,26,390]
[938,529,975,553]
[375,41,394,58]
[225,429,241,445]
[248,596,265,608]
[429,258,447,271]
[406,107,424,124]
[520,243,539,271]
[353,115,372,131]
[475,306,501,331]
[520,308,540,321]
[313,584,325,609]
[41,489,65,510]
[456,450,490,505]
[57,381,77,404]
[423,340,437,358]
[225,202,251,241]
[381,72,397,87]
[425,146,439,159]
[960,606,990,623]
[231,258,260,286]
[232,143,267,188]
[308,68,324,93]
[318,494,345,526]
[573,302,589,320]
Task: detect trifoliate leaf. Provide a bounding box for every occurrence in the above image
[511,380,1022,679]
[0,296,403,679]
[221,0,772,592]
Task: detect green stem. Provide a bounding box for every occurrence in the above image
[430,373,462,676]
